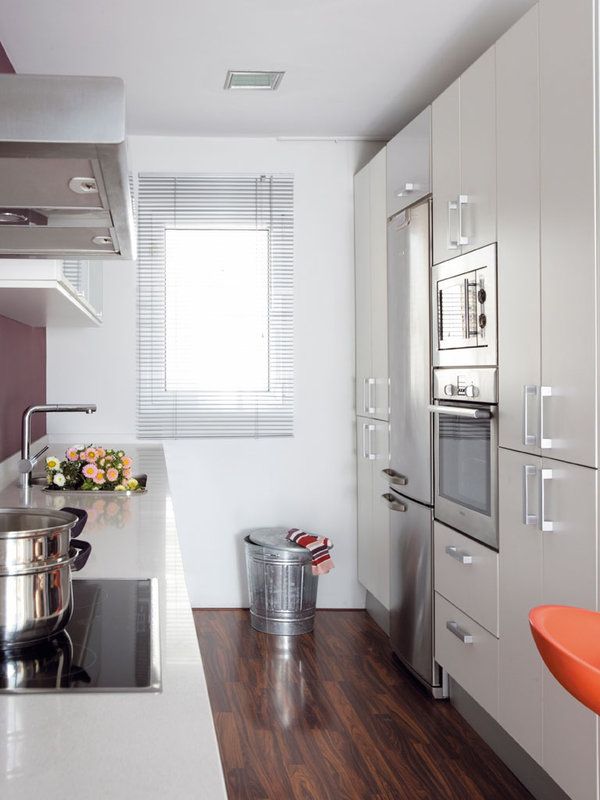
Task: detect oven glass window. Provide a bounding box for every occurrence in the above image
[438,412,491,516]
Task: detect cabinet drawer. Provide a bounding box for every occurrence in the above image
[434,522,498,635]
[435,593,499,719]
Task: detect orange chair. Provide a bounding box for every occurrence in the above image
[529,605,600,715]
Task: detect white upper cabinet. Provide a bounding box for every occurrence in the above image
[539,0,598,469]
[432,48,496,265]
[354,147,389,421]
[386,106,431,218]
[432,80,461,265]
[460,47,496,256]
[497,6,541,455]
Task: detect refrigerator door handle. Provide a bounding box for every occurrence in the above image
[523,385,538,446]
[522,464,538,526]
[446,620,473,644]
[381,468,408,486]
[445,545,473,565]
[381,493,407,512]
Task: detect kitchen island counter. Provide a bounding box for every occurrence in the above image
[0,443,227,800]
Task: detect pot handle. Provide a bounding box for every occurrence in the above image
[63,507,88,539]
[70,540,92,572]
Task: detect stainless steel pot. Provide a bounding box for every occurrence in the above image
[0,507,91,648]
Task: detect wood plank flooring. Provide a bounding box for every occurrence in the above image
[193,609,533,800]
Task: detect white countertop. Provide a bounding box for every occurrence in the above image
[0,444,227,800]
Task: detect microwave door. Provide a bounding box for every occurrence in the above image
[437,274,478,351]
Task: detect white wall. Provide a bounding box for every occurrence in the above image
[47,136,380,608]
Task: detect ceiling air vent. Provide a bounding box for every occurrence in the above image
[224,71,284,90]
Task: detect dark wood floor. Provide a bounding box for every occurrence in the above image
[193,609,533,800]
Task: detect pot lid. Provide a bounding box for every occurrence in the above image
[248,527,305,552]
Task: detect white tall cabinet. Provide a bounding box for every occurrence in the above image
[497,4,600,799]
[432,47,496,265]
[355,147,390,610]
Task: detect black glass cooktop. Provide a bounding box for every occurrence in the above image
[0,579,161,693]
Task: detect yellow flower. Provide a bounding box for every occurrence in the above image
[46,456,60,471]
[126,478,139,491]
[114,485,126,492]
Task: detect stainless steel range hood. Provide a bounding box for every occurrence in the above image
[0,74,135,259]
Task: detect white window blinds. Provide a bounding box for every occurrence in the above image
[137,173,294,438]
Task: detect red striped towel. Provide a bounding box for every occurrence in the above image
[286,528,335,576]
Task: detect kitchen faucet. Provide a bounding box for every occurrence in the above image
[18,404,97,488]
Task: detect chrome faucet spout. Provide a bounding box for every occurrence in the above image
[20,403,97,488]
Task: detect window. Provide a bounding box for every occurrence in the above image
[136,173,294,438]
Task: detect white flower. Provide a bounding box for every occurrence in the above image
[53,472,66,487]
[46,456,61,471]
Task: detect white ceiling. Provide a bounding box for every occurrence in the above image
[1,0,535,139]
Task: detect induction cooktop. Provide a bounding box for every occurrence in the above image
[0,579,161,693]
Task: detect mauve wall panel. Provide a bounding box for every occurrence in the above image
[0,42,48,460]
[0,316,46,459]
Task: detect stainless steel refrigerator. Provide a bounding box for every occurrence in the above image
[385,197,444,697]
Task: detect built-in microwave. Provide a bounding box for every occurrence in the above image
[432,243,497,367]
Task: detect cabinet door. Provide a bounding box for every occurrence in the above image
[541,456,598,800]
[460,46,496,255]
[539,0,598,469]
[386,107,431,217]
[356,416,374,593]
[369,148,389,421]
[497,7,541,456]
[356,417,390,608]
[354,165,372,417]
[432,79,461,264]
[498,447,543,763]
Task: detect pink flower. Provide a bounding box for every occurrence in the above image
[123,468,132,479]
[96,447,106,458]
[93,470,106,485]
[106,467,119,482]
[84,448,98,463]
[82,463,98,479]
[66,447,79,462]
[121,456,133,469]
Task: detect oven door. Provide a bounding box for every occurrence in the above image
[430,401,498,549]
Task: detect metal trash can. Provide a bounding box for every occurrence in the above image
[245,527,318,635]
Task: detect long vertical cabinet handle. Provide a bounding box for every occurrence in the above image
[362,423,376,461]
[458,194,470,245]
[540,386,553,449]
[522,465,538,526]
[539,469,554,532]
[448,199,459,249]
[523,385,538,446]
[365,378,376,415]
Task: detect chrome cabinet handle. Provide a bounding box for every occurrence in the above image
[446,620,473,644]
[397,182,414,197]
[381,468,407,486]
[523,385,538,446]
[381,493,407,512]
[362,423,376,460]
[445,545,473,565]
[365,378,376,415]
[522,464,538,526]
[448,199,460,249]
[540,386,552,449]
[428,404,492,420]
[458,194,469,245]
[539,468,554,532]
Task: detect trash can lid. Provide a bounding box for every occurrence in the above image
[248,527,306,552]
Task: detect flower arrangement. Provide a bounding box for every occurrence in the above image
[45,445,142,492]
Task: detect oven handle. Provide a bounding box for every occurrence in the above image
[427,404,493,420]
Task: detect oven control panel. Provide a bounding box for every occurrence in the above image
[434,367,497,404]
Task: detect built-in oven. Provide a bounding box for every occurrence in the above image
[432,243,497,367]
[428,367,498,549]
